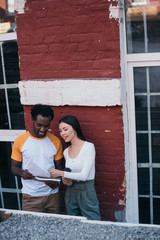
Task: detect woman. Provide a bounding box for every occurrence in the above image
[49,115,101,220]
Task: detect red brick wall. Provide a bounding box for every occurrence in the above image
[16,0,120,80]
[16,0,125,221]
[0,0,6,10]
[24,106,125,221]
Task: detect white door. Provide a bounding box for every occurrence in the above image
[125,0,160,224]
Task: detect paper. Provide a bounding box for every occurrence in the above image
[34,176,61,182]
[28,161,50,178]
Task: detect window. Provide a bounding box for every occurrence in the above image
[125,0,160,53]
[124,0,160,224]
[0,0,25,210]
[134,66,160,224]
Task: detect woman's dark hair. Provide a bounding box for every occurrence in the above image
[59,115,86,143]
[31,104,54,120]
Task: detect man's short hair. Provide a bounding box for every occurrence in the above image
[31,104,54,120]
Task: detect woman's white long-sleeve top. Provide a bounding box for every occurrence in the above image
[63,141,95,181]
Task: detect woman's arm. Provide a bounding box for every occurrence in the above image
[49,143,95,181]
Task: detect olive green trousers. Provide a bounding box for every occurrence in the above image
[65,180,101,220]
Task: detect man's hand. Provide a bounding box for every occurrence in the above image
[44,181,59,189]
[21,170,34,180]
[11,159,34,180]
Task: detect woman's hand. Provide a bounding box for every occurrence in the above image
[62,177,72,186]
[48,169,64,178]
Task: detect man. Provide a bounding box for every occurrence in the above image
[11,104,63,213]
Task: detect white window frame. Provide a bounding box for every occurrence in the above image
[0,32,17,42]
[126,58,160,223]
[0,130,26,142]
[0,32,25,210]
[0,32,26,141]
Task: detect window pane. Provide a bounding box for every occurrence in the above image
[0,46,4,84]
[139,197,150,224]
[3,193,19,210]
[135,96,148,130]
[151,96,160,130]
[0,142,16,188]
[152,134,160,163]
[153,198,160,224]
[148,21,160,53]
[153,169,160,195]
[125,0,160,54]
[8,88,25,129]
[134,67,147,93]
[126,21,145,53]
[18,177,22,189]
[150,66,160,93]
[137,133,149,163]
[3,41,20,84]
[0,89,9,129]
[0,0,16,34]
[138,168,149,195]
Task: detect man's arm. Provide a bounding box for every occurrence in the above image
[11,159,34,180]
[54,157,64,170]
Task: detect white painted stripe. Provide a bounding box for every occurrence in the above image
[19,79,121,107]
[0,32,17,41]
[0,130,26,141]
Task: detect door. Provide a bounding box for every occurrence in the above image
[125,0,160,224]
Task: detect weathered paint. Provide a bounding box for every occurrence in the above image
[109,4,119,20]
[115,209,126,222]
[14,0,26,14]
[19,79,121,107]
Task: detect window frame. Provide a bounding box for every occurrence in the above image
[0,32,25,210]
[121,0,160,223]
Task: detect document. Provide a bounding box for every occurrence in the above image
[34,176,61,182]
[28,161,60,182]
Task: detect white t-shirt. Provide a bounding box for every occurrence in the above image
[11,131,63,196]
[64,141,95,181]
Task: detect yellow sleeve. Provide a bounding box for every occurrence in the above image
[47,133,63,161]
[54,138,63,160]
[11,132,29,162]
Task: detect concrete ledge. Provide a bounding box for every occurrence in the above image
[0,208,87,221]
[1,208,160,240]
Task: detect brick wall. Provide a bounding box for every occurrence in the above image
[16,0,120,79]
[24,106,125,221]
[16,0,125,221]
